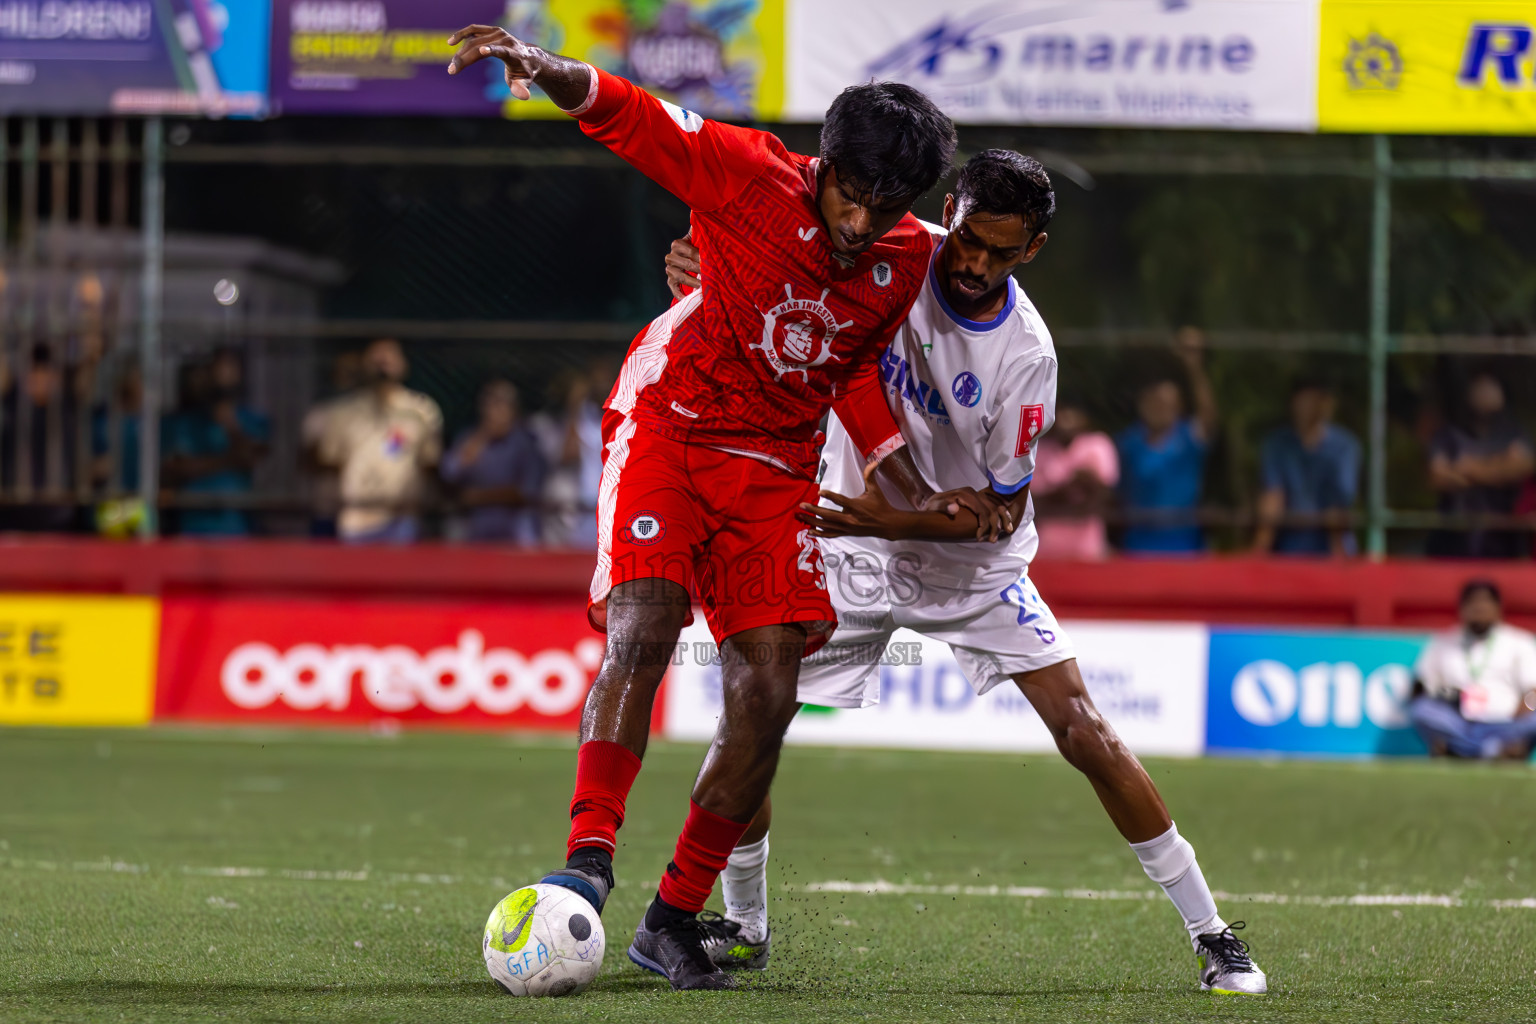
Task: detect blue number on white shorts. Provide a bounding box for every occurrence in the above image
[1000,579,1055,644]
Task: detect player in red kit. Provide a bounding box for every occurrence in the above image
[446,27,976,989]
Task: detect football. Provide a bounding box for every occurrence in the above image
[482,884,605,997]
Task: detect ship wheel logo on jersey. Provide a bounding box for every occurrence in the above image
[755,284,853,382]
[621,510,666,546]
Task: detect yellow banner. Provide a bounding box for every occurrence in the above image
[0,596,159,727]
[1320,1,1536,133]
[502,0,784,120]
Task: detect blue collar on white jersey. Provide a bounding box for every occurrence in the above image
[928,240,1018,333]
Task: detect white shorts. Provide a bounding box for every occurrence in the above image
[798,546,1075,709]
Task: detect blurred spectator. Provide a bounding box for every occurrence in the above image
[1427,374,1534,559]
[442,379,546,544]
[92,362,143,494]
[1116,327,1218,554]
[530,359,610,548]
[1252,379,1361,557]
[0,342,79,532]
[1031,399,1118,560]
[161,349,270,536]
[89,362,147,539]
[1411,579,1536,760]
[302,350,369,537]
[311,338,442,543]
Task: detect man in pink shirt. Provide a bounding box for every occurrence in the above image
[1032,400,1119,560]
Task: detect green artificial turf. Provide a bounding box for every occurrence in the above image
[2,726,1534,1023]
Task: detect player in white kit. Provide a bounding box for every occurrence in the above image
[664,149,1266,996]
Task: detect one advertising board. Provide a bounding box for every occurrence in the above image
[270,0,783,119]
[1317,1,1536,134]
[664,620,1210,756]
[783,0,1319,130]
[0,594,159,726]
[1205,627,1430,757]
[0,0,270,116]
[154,595,623,730]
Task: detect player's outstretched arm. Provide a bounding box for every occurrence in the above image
[446,26,591,108]
[453,36,763,213]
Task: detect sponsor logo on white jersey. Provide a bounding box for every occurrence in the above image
[951,371,982,408]
[220,630,604,716]
[755,284,853,382]
[1015,404,1045,457]
[879,346,949,423]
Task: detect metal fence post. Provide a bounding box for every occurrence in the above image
[138,117,164,538]
[1367,134,1392,559]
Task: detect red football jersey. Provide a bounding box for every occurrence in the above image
[572,68,930,479]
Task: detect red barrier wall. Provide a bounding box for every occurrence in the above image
[1,538,1533,630]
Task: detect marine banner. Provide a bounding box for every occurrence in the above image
[782,0,1319,130]
[1318,1,1536,134]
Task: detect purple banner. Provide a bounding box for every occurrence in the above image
[0,0,268,116]
[270,0,511,116]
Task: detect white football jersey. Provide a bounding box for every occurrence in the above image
[821,222,1058,592]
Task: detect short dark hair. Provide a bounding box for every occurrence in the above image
[820,82,956,203]
[1461,578,1502,606]
[955,149,1056,236]
[482,378,518,403]
[1290,376,1333,399]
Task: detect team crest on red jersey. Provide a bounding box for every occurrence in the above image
[621,510,666,545]
[754,284,854,382]
[1015,404,1046,458]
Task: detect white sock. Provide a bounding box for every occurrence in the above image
[721,834,770,942]
[1130,822,1225,948]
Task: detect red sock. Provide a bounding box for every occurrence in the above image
[566,740,642,860]
[656,801,751,913]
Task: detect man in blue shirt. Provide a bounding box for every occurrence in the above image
[1252,379,1361,557]
[161,350,270,536]
[1116,328,1219,553]
[442,379,546,544]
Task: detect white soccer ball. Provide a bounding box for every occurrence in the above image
[482,883,605,997]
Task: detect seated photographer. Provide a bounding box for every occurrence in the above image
[1411,579,1536,760]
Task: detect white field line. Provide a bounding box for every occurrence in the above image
[801,879,1536,910]
[3,858,1532,910]
[1,858,462,886]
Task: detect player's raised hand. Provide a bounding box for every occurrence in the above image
[664,230,702,300]
[446,24,538,98]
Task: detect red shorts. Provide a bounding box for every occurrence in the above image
[590,419,835,653]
